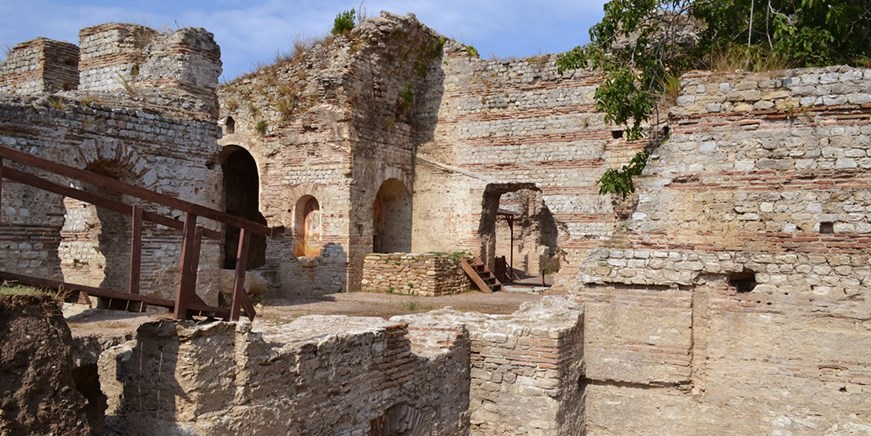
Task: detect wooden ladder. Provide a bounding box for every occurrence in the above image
[460,258,502,293]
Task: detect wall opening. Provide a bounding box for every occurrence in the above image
[221,145,267,269]
[373,178,412,253]
[820,222,834,234]
[223,116,235,134]
[72,364,107,434]
[60,160,133,295]
[728,269,757,293]
[478,183,561,284]
[294,195,321,257]
[368,403,421,436]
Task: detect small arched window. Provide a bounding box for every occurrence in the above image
[294,196,321,257]
[223,116,236,134]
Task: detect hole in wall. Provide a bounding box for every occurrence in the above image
[72,364,107,434]
[611,129,624,139]
[728,270,757,293]
[368,403,421,436]
[820,222,834,234]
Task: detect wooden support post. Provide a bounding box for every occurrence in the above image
[229,228,250,321]
[0,158,4,222]
[129,206,143,294]
[174,213,198,320]
[188,226,204,299]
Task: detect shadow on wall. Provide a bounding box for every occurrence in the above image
[272,241,349,303]
[103,322,187,436]
[373,178,413,253]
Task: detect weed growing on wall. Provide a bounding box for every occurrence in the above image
[255,120,268,136]
[332,8,356,35]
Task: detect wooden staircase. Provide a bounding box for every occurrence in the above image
[460,258,502,293]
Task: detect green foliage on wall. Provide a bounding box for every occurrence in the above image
[558,0,871,197]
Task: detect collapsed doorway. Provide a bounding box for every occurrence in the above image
[373,179,412,253]
[221,146,266,269]
[478,184,561,284]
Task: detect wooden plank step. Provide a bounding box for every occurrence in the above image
[460,258,494,293]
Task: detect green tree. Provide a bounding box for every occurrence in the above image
[559,0,871,197]
[332,8,356,35]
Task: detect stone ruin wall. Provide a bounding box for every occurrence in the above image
[0,11,869,435]
[575,66,871,434]
[396,297,585,436]
[411,46,645,288]
[97,316,471,435]
[361,252,470,295]
[216,33,356,297]
[0,24,224,303]
[216,13,447,296]
[0,38,79,95]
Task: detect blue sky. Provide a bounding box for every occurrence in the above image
[0,0,608,80]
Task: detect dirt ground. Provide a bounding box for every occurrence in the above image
[64,286,560,337]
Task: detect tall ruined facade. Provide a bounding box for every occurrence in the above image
[1,11,869,435]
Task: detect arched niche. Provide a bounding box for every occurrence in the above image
[373,178,412,253]
[221,145,267,269]
[294,195,321,258]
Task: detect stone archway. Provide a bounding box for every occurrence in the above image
[373,178,412,253]
[221,145,267,269]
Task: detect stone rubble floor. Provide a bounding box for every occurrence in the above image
[63,288,559,338]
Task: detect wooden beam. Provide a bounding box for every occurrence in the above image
[0,271,175,308]
[174,213,198,319]
[129,206,143,294]
[0,145,271,236]
[2,167,222,239]
[229,228,251,321]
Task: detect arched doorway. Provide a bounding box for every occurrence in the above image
[222,146,267,269]
[60,160,134,294]
[373,179,412,253]
[294,195,321,257]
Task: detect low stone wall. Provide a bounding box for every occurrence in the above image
[98,316,470,435]
[395,295,585,436]
[361,252,471,296]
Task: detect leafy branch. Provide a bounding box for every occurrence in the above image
[559,0,871,198]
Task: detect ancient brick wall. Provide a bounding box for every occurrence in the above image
[0,38,79,95]
[412,46,645,289]
[98,316,470,435]
[0,24,224,303]
[361,252,470,295]
[216,13,445,295]
[395,295,585,436]
[576,66,871,434]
